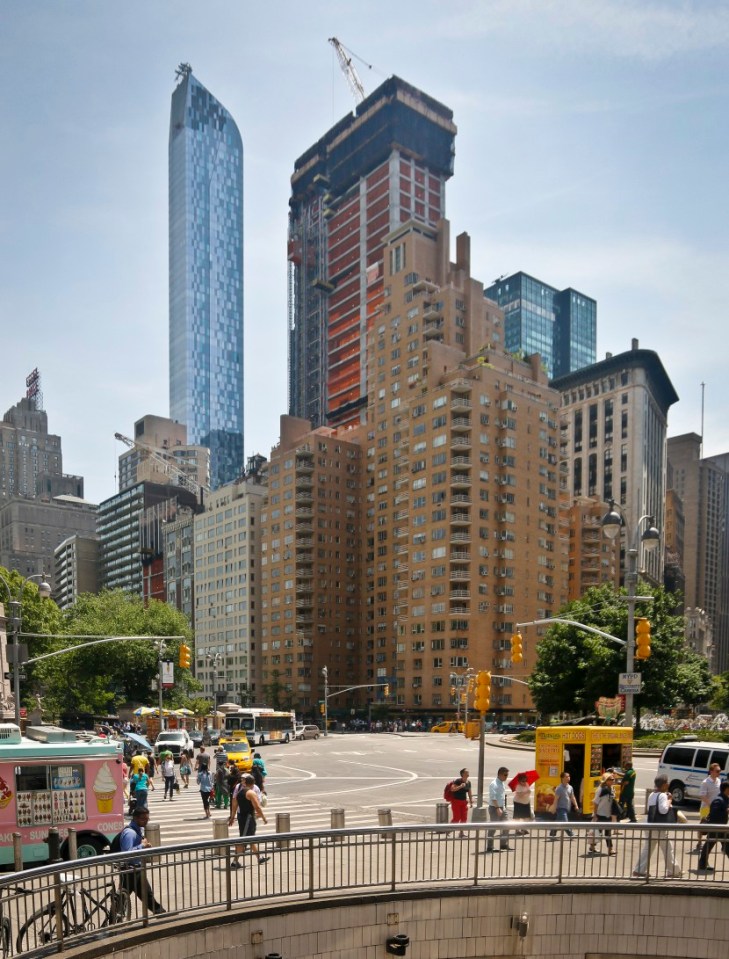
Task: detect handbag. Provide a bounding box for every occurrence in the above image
[547,800,557,815]
[260,792,268,807]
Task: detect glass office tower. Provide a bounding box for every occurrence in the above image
[169,65,243,489]
[484,272,596,379]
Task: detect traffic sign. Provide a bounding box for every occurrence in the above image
[619,672,642,694]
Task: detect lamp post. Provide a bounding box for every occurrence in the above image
[206,651,223,708]
[601,499,660,728]
[321,666,329,738]
[0,572,52,725]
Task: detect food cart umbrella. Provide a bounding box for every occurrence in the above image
[123,731,153,752]
[508,770,540,792]
[173,708,194,716]
[132,706,156,717]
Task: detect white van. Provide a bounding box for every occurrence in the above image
[656,737,729,804]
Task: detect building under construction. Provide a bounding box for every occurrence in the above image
[287,76,457,431]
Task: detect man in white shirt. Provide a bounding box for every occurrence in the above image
[632,774,681,879]
[486,766,512,853]
[697,763,723,850]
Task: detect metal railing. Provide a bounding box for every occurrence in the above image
[1,820,727,959]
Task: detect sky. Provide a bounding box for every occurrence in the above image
[1,0,727,504]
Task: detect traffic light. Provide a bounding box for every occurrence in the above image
[635,618,651,660]
[383,684,390,697]
[178,643,191,669]
[510,631,523,664]
[319,702,326,715]
[473,670,491,713]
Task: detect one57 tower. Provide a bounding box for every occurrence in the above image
[169,64,244,489]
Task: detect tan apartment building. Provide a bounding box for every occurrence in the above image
[258,417,364,717]
[363,219,562,722]
[192,472,267,706]
[563,498,620,601]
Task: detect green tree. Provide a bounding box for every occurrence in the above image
[529,582,710,728]
[30,591,196,719]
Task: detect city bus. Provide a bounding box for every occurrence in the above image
[222,708,296,746]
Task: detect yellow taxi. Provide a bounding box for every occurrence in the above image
[430,721,464,734]
[220,737,253,772]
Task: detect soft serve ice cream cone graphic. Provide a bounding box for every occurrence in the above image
[93,762,118,813]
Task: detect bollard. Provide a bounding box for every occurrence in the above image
[212,819,229,841]
[67,828,77,860]
[435,802,450,824]
[378,808,392,827]
[276,812,291,849]
[145,823,161,847]
[13,833,23,872]
[330,808,345,843]
[47,827,62,863]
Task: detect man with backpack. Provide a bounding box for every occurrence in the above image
[114,808,165,914]
[445,768,472,837]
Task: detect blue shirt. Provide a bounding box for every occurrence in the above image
[489,776,507,809]
[119,820,144,854]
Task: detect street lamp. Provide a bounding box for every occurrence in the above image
[0,572,52,725]
[206,651,224,708]
[601,499,660,728]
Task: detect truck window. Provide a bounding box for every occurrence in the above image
[710,750,728,771]
[662,746,696,766]
[695,748,711,769]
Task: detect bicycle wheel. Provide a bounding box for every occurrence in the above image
[0,916,11,959]
[16,905,69,952]
[106,886,131,925]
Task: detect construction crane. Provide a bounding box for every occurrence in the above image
[329,37,367,104]
[114,432,208,501]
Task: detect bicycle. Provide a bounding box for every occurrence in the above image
[16,869,130,951]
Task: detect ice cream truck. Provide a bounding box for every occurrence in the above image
[0,722,124,868]
[534,725,633,817]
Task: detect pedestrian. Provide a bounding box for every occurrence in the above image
[698,781,729,871]
[252,752,268,782]
[129,748,149,778]
[486,766,512,853]
[161,752,176,801]
[146,751,156,781]
[448,768,473,837]
[632,774,682,878]
[195,746,209,772]
[130,768,153,812]
[118,808,165,914]
[197,764,214,818]
[619,761,637,822]
[697,762,723,850]
[226,759,241,801]
[121,759,130,801]
[214,748,229,809]
[227,774,269,867]
[549,771,579,838]
[590,772,617,855]
[512,774,533,832]
[179,751,192,788]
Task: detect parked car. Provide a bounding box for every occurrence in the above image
[202,727,222,746]
[154,729,192,762]
[295,724,321,740]
[430,721,463,734]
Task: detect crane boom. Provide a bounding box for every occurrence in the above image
[329,37,366,104]
[114,431,207,498]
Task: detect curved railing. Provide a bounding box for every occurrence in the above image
[1,820,727,958]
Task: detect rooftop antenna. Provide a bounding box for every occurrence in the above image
[700,381,705,459]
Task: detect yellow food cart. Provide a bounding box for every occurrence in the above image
[534,725,633,816]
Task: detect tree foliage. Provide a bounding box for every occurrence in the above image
[528,582,713,722]
[28,590,196,719]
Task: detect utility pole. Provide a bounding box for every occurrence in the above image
[322,666,329,738]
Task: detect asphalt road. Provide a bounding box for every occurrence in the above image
[146,733,697,848]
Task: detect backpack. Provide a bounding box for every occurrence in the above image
[443,781,456,802]
[108,828,128,853]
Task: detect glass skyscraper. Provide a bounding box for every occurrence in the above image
[169,64,243,489]
[484,272,596,379]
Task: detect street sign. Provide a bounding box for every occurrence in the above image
[619,672,642,694]
[161,661,175,688]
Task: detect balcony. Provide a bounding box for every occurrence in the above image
[295,507,313,518]
[296,537,313,550]
[451,416,471,432]
[451,456,472,469]
[450,512,470,525]
[450,397,472,412]
[450,569,470,581]
[449,605,470,615]
[295,490,313,504]
[296,598,313,610]
[450,475,472,489]
[449,379,471,394]
[450,589,470,599]
[449,551,471,561]
[423,320,444,340]
[451,436,472,450]
[296,567,314,579]
[295,459,314,473]
[295,522,312,533]
[451,531,471,543]
[296,474,313,489]
[451,494,471,505]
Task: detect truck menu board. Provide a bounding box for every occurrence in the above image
[15,764,87,826]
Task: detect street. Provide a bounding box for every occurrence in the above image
[146,733,679,848]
